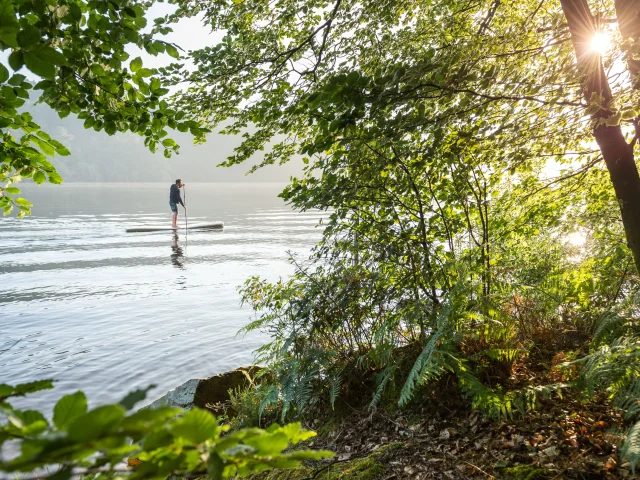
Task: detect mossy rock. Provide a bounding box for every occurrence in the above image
[497,464,546,480]
[250,443,405,479]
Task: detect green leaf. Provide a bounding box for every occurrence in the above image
[130,56,142,72]
[0,63,8,83]
[8,51,23,71]
[208,452,224,480]
[5,186,20,194]
[15,198,33,206]
[118,384,156,410]
[68,405,125,442]
[161,138,177,147]
[69,3,81,21]
[166,44,179,58]
[48,171,63,184]
[137,68,153,77]
[8,73,25,86]
[14,380,54,396]
[0,384,14,398]
[24,46,67,79]
[171,408,219,444]
[24,52,55,79]
[33,137,55,156]
[37,46,67,65]
[33,171,46,184]
[53,391,88,429]
[244,431,289,454]
[17,26,40,48]
[50,140,71,156]
[0,0,19,48]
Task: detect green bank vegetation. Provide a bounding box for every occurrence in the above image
[3,0,640,477]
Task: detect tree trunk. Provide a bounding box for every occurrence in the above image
[560,0,640,274]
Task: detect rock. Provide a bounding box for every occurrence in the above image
[148,366,260,417]
[148,378,200,410]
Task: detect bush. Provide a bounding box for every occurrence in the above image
[0,380,333,479]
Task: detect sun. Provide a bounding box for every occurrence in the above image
[590,32,611,54]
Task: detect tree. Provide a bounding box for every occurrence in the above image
[560,0,640,273]
[167,0,640,272]
[0,0,207,217]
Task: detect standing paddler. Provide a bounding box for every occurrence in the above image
[169,179,185,228]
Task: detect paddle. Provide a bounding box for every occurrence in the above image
[183,184,188,233]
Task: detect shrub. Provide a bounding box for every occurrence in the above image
[0,380,333,479]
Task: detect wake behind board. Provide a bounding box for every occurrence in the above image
[126,222,224,233]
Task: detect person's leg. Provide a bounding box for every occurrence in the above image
[171,203,178,227]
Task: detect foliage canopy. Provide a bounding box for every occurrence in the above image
[0,0,208,216]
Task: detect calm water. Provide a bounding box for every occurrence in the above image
[0,183,321,409]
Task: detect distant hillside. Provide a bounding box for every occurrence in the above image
[28,103,304,183]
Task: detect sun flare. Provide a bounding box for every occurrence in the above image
[590,32,611,54]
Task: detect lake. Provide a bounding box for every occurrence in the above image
[0,183,322,409]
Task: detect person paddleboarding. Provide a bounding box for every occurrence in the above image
[169,179,185,228]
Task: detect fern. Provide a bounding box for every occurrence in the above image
[578,293,640,471]
[593,311,625,345]
[399,331,445,406]
[369,364,395,410]
[259,385,279,421]
[621,420,640,473]
[328,370,342,410]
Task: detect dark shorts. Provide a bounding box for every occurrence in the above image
[170,202,178,212]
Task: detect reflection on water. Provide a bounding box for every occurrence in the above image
[0,183,322,409]
[171,233,185,270]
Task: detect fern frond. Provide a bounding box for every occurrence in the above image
[621,420,640,473]
[369,365,395,410]
[593,311,625,345]
[328,370,342,410]
[258,385,279,421]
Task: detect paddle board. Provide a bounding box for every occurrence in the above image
[126,222,224,233]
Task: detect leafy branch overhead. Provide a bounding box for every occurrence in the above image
[0,380,332,479]
[0,0,209,217]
